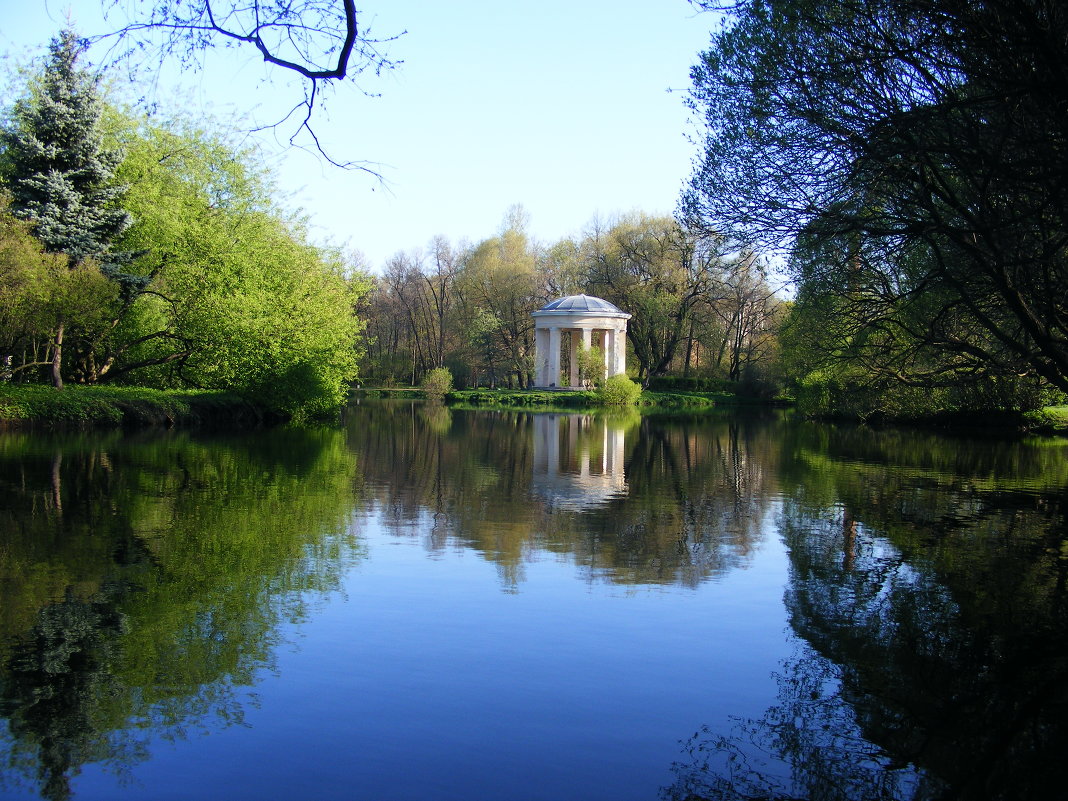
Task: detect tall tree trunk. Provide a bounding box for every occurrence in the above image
[683,320,695,377]
[51,320,65,390]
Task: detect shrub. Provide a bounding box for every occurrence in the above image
[597,374,642,405]
[421,367,453,401]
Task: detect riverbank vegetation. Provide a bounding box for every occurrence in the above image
[357,210,786,395]
[360,385,734,412]
[684,0,1068,423]
[0,383,274,427]
[0,30,366,422]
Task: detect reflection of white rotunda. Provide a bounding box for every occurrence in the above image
[531,295,631,389]
[532,414,628,511]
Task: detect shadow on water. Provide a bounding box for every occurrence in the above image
[0,428,364,801]
[661,424,1068,801]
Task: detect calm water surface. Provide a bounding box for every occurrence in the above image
[1,403,1065,800]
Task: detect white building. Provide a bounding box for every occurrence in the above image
[531,295,631,388]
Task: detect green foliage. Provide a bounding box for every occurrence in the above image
[1021,406,1068,434]
[0,201,118,358]
[791,361,1063,422]
[447,389,596,408]
[0,38,366,414]
[596,374,642,406]
[421,366,453,400]
[2,29,131,267]
[687,0,1068,395]
[576,344,605,388]
[110,108,366,417]
[647,376,735,393]
[0,383,267,427]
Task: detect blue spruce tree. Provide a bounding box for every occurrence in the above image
[3,29,134,388]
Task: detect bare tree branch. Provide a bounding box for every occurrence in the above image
[91,1,404,170]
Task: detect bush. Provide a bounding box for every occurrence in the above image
[597,375,642,405]
[421,367,453,401]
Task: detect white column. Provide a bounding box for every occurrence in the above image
[548,326,561,387]
[534,326,546,386]
[604,329,615,376]
[614,324,627,375]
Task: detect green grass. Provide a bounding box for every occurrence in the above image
[446,388,598,407]
[1022,405,1068,434]
[0,383,269,428]
[356,384,791,411]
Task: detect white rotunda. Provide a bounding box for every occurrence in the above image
[531,294,631,388]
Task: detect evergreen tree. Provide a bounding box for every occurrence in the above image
[2,29,133,388]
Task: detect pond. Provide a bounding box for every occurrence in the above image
[1,402,1066,800]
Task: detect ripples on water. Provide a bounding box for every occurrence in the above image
[0,403,1065,800]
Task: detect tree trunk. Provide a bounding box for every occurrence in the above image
[51,321,65,390]
[683,320,695,377]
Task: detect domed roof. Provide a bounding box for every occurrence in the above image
[532,294,629,317]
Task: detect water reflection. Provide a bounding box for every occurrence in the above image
[663,425,1068,801]
[0,430,363,800]
[346,403,780,588]
[2,408,1066,800]
[531,413,629,511]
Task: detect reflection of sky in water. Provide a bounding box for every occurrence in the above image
[47,509,791,801]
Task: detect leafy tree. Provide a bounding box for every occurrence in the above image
[1,29,134,389]
[0,201,116,383]
[102,107,367,417]
[585,215,727,385]
[685,0,1068,395]
[575,344,606,389]
[421,366,453,401]
[456,208,546,388]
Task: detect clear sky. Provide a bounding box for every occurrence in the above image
[1,0,717,269]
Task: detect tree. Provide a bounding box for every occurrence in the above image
[585,215,727,385]
[2,29,133,389]
[457,208,546,388]
[685,0,1068,394]
[95,1,401,168]
[111,109,366,417]
[708,253,784,384]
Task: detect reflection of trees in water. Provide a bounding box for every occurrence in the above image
[348,404,786,589]
[1,590,133,801]
[663,424,1068,800]
[0,430,361,800]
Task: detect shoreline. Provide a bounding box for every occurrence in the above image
[3,383,1064,436]
[0,384,281,429]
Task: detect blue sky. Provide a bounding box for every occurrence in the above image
[1,0,717,269]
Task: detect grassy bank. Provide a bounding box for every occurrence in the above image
[354,386,771,410]
[1023,405,1068,434]
[0,384,275,428]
